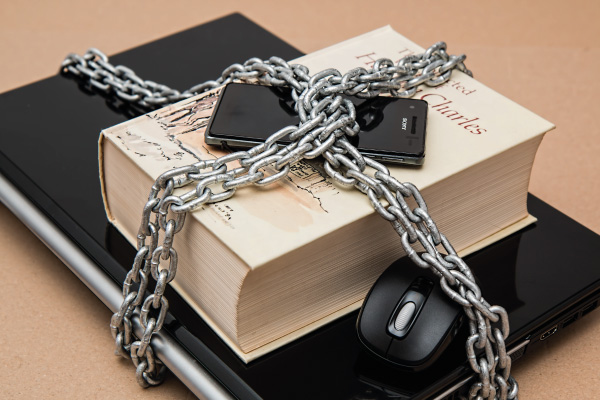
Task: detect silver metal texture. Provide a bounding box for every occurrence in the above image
[0,173,235,400]
[62,44,517,399]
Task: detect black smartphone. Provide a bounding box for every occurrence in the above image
[205,83,428,165]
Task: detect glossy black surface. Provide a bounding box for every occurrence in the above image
[357,259,463,371]
[206,82,427,164]
[1,14,600,400]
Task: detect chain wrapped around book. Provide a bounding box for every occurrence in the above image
[62,43,518,400]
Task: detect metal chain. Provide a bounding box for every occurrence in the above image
[62,44,518,399]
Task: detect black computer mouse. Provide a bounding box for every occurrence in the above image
[357,257,464,371]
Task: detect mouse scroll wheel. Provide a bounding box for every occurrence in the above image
[394,302,416,331]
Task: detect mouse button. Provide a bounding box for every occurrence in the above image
[386,290,427,339]
[357,261,414,356]
[394,302,416,330]
[394,289,462,367]
[362,261,416,319]
[422,283,463,329]
[416,289,462,340]
[386,307,455,370]
[357,282,399,357]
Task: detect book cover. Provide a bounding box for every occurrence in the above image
[100,26,553,361]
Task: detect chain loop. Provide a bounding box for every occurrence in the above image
[62,45,517,398]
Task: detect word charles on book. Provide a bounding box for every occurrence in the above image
[356,50,487,135]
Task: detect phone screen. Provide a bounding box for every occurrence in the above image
[205,83,427,165]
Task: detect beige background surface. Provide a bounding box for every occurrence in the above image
[1,1,599,398]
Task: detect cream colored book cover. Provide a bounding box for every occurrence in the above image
[102,26,553,267]
[100,26,554,361]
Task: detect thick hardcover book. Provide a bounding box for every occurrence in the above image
[2,14,600,400]
[99,26,553,361]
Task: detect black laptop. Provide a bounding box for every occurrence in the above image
[1,13,598,400]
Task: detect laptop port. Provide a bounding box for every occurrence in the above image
[562,313,578,328]
[540,325,558,341]
[581,300,598,316]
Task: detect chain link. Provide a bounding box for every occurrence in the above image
[63,44,518,399]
